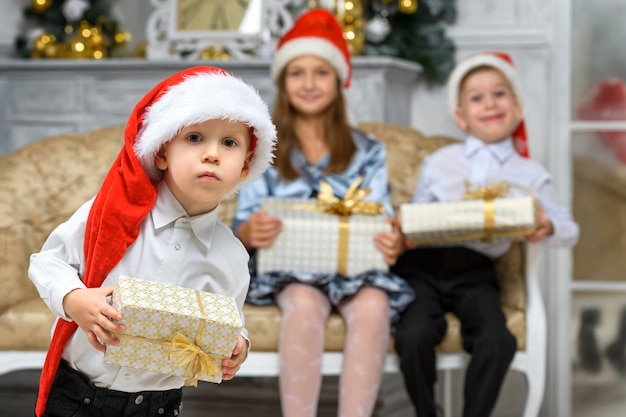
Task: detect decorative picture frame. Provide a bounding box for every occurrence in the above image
[146,0,295,60]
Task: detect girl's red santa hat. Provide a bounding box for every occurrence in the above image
[447,52,530,157]
[271,8,352,88]
[35,66,276,417]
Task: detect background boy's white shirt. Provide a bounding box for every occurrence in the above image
[412,135,580,258]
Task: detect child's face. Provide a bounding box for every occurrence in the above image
[284,55,338,118]
[155,119,253,216]
[454,68,522,145]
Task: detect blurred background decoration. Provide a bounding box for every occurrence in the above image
[363,0,456,85]
[14,0,131,59]
[296,0,456,85]
[13,0,456,84]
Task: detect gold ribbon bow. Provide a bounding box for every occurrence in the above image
[317,177,384,215]
[462,181,510,242]
[169,332,225,387]
[462,180,510,201]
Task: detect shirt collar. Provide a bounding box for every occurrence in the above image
[464,134,516,163]
[151,182,217,249]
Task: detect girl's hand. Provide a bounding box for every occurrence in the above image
[525,205,554,243]
[62,286,125,353]
[374,217,406,266]
[239,210,282,249]
[221,335,248,381]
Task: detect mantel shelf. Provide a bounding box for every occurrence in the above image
[0,56,421,155]
[0,56,421,73]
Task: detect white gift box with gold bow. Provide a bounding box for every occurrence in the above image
[401,182,537,244]
[257,196,390,276]
[103,276,242,385]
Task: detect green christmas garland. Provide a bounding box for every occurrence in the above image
[363,0,457,85]
[14,0,127,59]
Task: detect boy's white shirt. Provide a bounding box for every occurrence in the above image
[29,181,250,392]
[412,134,580,258]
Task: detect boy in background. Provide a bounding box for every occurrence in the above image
[393,52,579,417]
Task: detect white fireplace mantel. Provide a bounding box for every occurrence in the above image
[0,57,421,155]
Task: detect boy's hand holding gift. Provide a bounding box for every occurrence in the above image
[525,205,555,242]
[221,335,248,380]
[62,286,125,353]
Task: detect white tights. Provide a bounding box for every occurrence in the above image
[275,283,391,417]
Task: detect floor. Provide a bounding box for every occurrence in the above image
[0,370,414,417]
[6,366,624,417]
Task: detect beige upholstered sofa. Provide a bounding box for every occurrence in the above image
[0,122,539,414]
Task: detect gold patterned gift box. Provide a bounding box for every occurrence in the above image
[400,183,537,244]
[257,197,390,276]
[103,276,242,385]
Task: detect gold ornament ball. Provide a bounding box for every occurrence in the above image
[43,42,61,59]
[69,38,91,59]
[114,31,132,45]
[398,0,418,14]
[88,33,105,49]
[31,0,53,14]
[90,48,107,59]
[30,33,56,58]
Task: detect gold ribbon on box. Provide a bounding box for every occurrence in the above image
[113,290,229,386]
[462,181,509,242]
[317,178,384,274]
[317,177,384,216]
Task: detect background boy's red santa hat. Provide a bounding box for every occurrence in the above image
[447,52,530,157]
[35,66,276,417]
[270,8,352,88]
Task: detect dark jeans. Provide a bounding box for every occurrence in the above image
[41,360,183,417]
[391,246,517,417]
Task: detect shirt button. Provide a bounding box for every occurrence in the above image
[124,374,131,380]
[135,395,144,405]
[158,408,165,414]
[175,243,181,250]
[83,398,91,404]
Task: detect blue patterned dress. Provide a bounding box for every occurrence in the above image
[232,128,414,326]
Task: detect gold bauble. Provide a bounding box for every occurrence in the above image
[398,0,418,14]
[114,31,132,45]
[88,33,104,49]
[30,0,53,14]
[335,0,364,56]
[199,46,231,60]
[68,38,90,59]
[43,42,61,59]
[90,48,107,59]
[30,33,56,58]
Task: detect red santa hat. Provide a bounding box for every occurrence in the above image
[135,66,276,188]
[35,66,276,417]
[447,52,529,157]
[271,8,352,88]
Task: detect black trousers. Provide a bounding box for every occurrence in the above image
[391,246,516,417]
[41,360,183,417]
